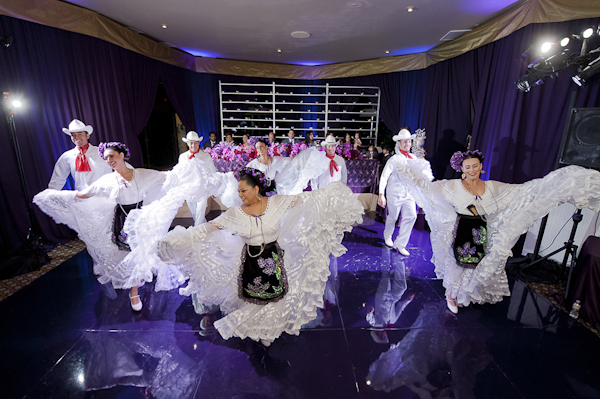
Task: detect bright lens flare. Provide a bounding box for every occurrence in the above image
[541,42,553,53]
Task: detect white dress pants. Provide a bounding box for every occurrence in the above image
[384,195,417,248]
[187,196,209,225]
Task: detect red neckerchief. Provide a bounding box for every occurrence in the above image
[326,153,339,177]
[75,144,91,172]
[399,150,411,158]
[189,149,200,159]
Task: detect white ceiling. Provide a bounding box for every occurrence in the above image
[65,0,525,65]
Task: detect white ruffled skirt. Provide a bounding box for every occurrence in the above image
[159,182,363,342]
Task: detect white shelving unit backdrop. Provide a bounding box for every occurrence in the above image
[219,81,380,143]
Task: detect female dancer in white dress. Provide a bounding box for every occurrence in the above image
[246,137,328,195]
[35,143,165,310]
[245,138,288,194]
[156,168,363,346]
[34,142,239,311]
[392,149,600,313]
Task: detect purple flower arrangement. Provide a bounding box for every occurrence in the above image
[205,138,364,161]
[205,141,258,162]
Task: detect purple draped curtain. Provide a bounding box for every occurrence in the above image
[159,64,197,136]
[0,15,159,251]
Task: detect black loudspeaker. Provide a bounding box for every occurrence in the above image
[559,108,600,169]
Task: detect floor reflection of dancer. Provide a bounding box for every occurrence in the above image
[178,131,217,224]
[83,291,201,398]
[35,142,167,311]
[393,149,600,313]
[378,128,417,256]
[157,169,363,347]
[366,300,492,398]
[367,251,414,344]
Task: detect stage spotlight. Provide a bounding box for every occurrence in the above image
[517,73,545,92]
[11,100,22,108]
[572,56,600,86]
[582,27,595,39]
[560,37,570,47]
[543,50,572,71]
[541,42,553,53]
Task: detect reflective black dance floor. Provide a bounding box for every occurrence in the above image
[2,214,600,398]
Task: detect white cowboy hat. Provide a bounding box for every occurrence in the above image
[392,128,415,141]
[323,135,338,146]
[62,119,93,135]
[182,131,203,143]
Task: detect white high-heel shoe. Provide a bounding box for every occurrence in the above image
[129,294,143,312]
[446,297,458,314]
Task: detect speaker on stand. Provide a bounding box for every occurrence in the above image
[522,107,600,298]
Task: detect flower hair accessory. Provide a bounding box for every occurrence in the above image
[450,149,484,172]
[99,142,131,159]
[252,137,269,148]
[239,167,270,189]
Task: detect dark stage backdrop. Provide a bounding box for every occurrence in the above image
[1,14,600,252]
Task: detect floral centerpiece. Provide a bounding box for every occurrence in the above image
[268,142,308,157]
[205,141,258,162]
[205,138,309,160]
[205,137,365,161]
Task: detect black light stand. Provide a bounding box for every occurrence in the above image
[517,58,586,298]
[1,92,49,274]
[521,209,583,298]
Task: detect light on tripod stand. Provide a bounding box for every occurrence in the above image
[2,92,25,114]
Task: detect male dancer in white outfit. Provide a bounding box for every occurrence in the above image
[378,128,417,256]
[178,131,217,224]
[48,119,112,191]
[310,135,348,190]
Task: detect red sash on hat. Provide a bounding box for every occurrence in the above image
[326,154,339,177]
[189,149,200,159]
[75,144,91,172]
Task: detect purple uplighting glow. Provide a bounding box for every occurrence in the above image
[291,61,331,66]
[180,48,223,58]
[390,45,436,56]
[459,0,521,14]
